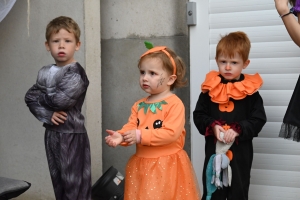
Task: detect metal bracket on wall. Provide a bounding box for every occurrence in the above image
[187,2,197,26]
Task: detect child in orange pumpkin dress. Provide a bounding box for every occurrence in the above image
[193,31,267,200]
[105,43,201,200]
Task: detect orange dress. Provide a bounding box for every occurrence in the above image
[118,94,201,200]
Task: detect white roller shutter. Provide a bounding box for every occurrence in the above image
[191,0,300,199]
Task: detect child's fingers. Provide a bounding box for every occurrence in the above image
[105,137,111,143]
[123,131,131,137]
[57,113,67,121]
[58,111,68,117]
[224,130,236,143]
[125,137,132,143]
[106,129,115,135]
[127,141,134,146]
[55,117,65,123]
[51,118,59,125]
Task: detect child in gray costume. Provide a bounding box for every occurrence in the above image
[25,16,91,200]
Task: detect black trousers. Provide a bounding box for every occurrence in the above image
[45,130,91,200]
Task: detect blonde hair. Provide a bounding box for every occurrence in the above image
[138,47,187,90]
[45,16,81,43]
[216,31,251,62]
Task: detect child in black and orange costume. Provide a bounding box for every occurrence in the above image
[193,31,267,200]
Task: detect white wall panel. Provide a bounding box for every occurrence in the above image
[264,106,285,122]
[260,74,298,90]
[254,138,300,155]
[210,0,274,14]
[251,169,300,187]
[253,153,300,171]
[249,185,300,200]
[260,90,293,106]
[259,122,283,138]
[210,10,280,29]
[210,26,292,44]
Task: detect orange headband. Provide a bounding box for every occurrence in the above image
[140,46,177,75]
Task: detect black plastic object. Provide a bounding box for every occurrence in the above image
[0,177,31,200]
[92,166,125,200]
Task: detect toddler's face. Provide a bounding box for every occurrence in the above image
[138,57,172,96]
[45,28,80,67]
[216,53,249,81]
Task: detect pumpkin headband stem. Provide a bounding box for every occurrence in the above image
[140,46,177,75]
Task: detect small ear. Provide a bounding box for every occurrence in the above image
[75,41,81,51]
[45,41,50,51]
[167,75,177,86]
[243,59,250,69]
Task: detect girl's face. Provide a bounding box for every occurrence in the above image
[216,53,250,81]
[139,57,173,98]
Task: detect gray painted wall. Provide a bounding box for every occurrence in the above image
[101,0,190,176]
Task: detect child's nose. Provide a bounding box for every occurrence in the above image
[225,64,231,70]
[142,74,149,81]
[59,42,64,48]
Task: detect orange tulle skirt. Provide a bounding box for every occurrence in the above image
[124,150,201,200]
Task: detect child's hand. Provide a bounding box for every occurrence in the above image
[51,111,67,125]
[274,0,290,15]
[123,130,137,146]
[105,129,124,147]
[223,129,239,144]
[213,125,226,142]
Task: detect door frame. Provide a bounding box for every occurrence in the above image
[189,0,209,191]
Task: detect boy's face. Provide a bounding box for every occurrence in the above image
[216,53,250,81]
[45,28,80,67]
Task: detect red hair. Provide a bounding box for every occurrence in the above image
[216,31,251,62]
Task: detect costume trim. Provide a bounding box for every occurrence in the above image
[279,123,300,142]
[137,100,168,114]
[141,45,177,75]
[201,71,263,104]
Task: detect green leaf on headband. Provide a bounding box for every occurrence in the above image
[144,41,154,49]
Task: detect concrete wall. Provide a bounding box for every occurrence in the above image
[101,0,190,176]
[0,0,101,199]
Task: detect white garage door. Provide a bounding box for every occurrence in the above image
[190,0,300,199]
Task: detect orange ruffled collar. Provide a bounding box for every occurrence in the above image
[201,71,263,104]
